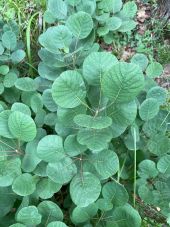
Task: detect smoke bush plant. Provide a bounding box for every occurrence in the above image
[0,0,169,226]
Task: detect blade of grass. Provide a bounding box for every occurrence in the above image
[26,12,39,77]
[133,127,137,208]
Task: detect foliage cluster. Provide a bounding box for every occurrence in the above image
[0,0,169,226]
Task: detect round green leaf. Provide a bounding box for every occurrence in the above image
[102,62,144,103]
[11,102,31,116]
[157,155,170,176]
[102,181,129,206]
[74,114,112,129]
[37,178,62,199]
[38,201,63,224]
[39,25,72,53]
[47,157,77,184]
[36,135,64,162]
[108,100,137,127]
[70,172,101,207]
[108,204,141,227]
[52,70,86,108]
[139,98,159,121]
[131,53,148,71]
[15,78,38,92]
[83,52,118,85]
[90,149,119,179]
[118,20,137,32]
[57,105,86,127]
[66,0,81,6]
[0,65,9,75]
[11,50,26,64]
[47,221,68,227]
[66,11,93,39]
[138,160,158,179]
[146,62,163,78]
[8,111,37,142]
[147,86,167,105]
[106,17,122,31]
[0,158,21,187]
[12,173,37,196]
[4,71,18,88]
[147,134,170,156]
[2,31,17,50]
[96,198,113,211]
[77,128,112,152]
[0,110,14,138]
[71,203,98,224]
[47,0,67,19]
[64,134,87,157]
[17,206,42,225]
[42,89,58,112]
[9,224,26,227]
[121,1,137,18]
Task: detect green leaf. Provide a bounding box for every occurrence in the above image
[4,72,18,88]
[106,17,122,31]
[83,52,118,85]
[9,224,26,227]
[47,221,68,227]
[42,89,58,112]
[57,105,86,127]
[77,128,112,152]
[0,110,14,138]
[108,100,137,127]
[39,25,72,53]
[139,98,159,121]
[121,1,137,18]
[147,134,170,156]
[64,134,87,157]
[11,102,31,116]
[157,155,170,176]
[2,31,17,50]
[8,111,37,142]
[98,0,122,13]
[36,178,62,199]
[66,0,81,6]
[102,62,144,103]
[76,0,96,15]
[36,135,65,162]
[118,20,137,32]
[90,149,119,179]
[12,173,37,196]
[70,172,101,207]
[147,86,167,105]
[17,206,42,225]
[47,157,77,184]
[71,203,98,224]
[52,70,86,108]
[0,187,16,218]
[112,0,123,13]
[38,201,63,224]
[146,62,163,78]
[131,53,148,71]
[96,198,113,211]
[102,181,129,206]
[138,160,158,179]
[66,11,93,39]
[15,78,38,92]
[74,114,112,129]
[0,65,9,75]
[107,204,141,227]
[0,158,21,187]
[21,140,41,172]
[47,0,67,19]
[11,50,26,64]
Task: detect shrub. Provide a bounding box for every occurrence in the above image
[0,1,169,226]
